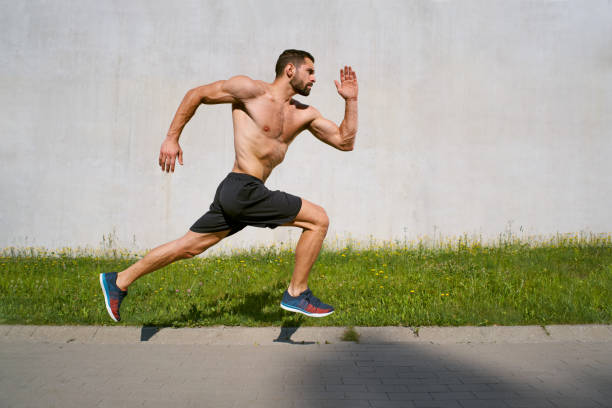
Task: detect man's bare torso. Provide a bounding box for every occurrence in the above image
[231,81,315,182]
[159,61,356,177]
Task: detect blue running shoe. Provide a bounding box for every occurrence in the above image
[99,272,127,322]
[280,288,334,317]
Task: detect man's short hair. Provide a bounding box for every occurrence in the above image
[275,49,315,78]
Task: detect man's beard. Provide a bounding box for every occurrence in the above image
[290,77,312,96]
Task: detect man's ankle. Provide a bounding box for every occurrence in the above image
[287,286,307,297]
[115,274,129,292]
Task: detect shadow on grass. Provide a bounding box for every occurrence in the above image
[142,280,294,327]
[139,279,320,343]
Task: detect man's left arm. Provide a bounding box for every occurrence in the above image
[308,66,358,151]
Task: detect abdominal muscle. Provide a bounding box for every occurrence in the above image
[230,108,290,183]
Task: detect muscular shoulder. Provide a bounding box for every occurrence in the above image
[223,75,266,101]
[290,98,320,121]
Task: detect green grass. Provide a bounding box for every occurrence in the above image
[342,327,360,342]
[1,235,611,327]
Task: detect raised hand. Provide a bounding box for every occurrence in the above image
[334,66,358,101]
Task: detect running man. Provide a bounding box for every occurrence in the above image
[100,49,358,321]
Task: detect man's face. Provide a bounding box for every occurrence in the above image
[290,58,316,96]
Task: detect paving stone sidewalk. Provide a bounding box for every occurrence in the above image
[1,325,611,408]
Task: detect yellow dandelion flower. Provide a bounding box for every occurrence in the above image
[410,290,415,293]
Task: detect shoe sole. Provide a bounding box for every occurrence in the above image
[280,302,334,317]
[99,274,119,322]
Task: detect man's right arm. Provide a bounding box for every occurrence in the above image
[159,76,262,172]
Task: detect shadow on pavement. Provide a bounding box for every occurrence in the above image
[140,326,160,341]
[273,328,612,408]
[273,317,316,345]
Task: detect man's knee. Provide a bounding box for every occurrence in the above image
[177,230,226,259]
[175,241,201,260]
[313,206,329,235]
[182,246,202,259]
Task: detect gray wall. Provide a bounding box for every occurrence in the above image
[2,0,611,252]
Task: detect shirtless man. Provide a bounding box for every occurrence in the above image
[100,49,358,321]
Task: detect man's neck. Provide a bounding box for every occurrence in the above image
[270,78,296,102]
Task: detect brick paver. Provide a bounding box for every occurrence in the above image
[1,327,611,408]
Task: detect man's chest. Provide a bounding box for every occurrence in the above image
[244,97,312,141]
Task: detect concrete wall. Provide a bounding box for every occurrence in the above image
[2,0,611,252]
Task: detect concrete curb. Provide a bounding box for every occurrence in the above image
[1,324,610,345]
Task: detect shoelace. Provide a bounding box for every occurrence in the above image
[303,289,323,308]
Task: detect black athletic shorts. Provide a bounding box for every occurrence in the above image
[190,172,302,236]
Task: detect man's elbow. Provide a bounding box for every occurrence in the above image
[338,134,356,151]
[185,87,205,105]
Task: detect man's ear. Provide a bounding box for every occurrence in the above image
[286,63,295,78]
